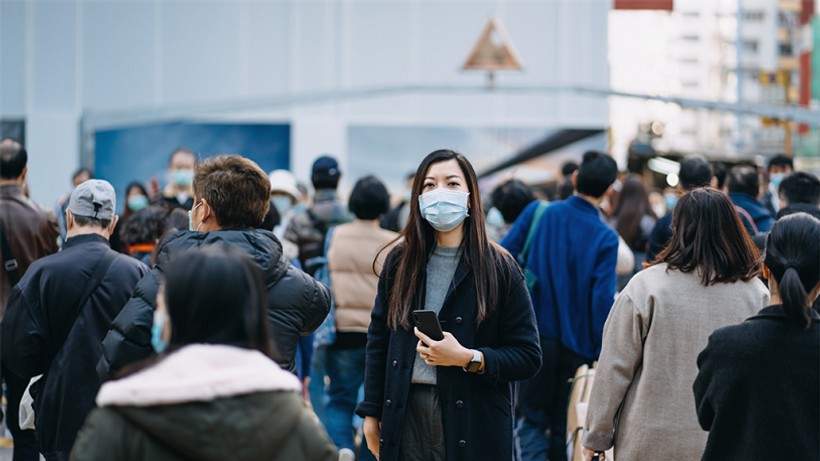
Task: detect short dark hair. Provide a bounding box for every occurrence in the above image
[561,161,579,177]
[678,157,713,191]
[163,246,273,357]
[168,147,196,166]
[490,179,535,224]
[348,175,390,220]
[122,206,171,246]
[767,154,793,173]
[712,162,728,189]
[652,188,759,285]
[725,165,759,197]
[72,214,112,229]
[73,168,93,181]
[576,151,618,198]
[0,138,27,179]
[764,213,820,328]
[193,155,271,229]
[778,171,820,207]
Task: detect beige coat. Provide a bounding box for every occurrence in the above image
[327,220,398,333]
[582,263,769,460]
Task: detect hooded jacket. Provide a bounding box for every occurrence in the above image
[97,229,330,379]
[72,344,337,461]
[728,192,775,236]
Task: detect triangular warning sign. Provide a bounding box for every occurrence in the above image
[462,16,523,71]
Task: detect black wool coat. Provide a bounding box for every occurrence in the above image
[694,305,820,461]
[356,246,542,461]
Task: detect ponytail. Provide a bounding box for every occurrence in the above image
[778,266,811,329]
[763,213,820,330]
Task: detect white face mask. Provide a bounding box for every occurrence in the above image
[418,188,470,232]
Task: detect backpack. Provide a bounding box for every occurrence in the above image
[306,227,336,349]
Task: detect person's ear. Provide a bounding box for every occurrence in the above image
[108,215,119,235]
[19,165,28,184]
[65,210,73,231]
[761,263,771,280]
[571,171,578,189]
[200,198,212,222]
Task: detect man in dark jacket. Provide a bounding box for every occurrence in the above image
[0,138,60,461]
[98,155,330,379]
[284,155,353,273]
[2,179,148,461]
[501,151,619,461]
[725,165,775,236]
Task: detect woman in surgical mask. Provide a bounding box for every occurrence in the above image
[110,181,150,254]
[359,149,541,461]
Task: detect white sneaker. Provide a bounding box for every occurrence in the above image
[338,447,355,461]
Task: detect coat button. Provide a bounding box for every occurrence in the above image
[379,438,384,447]
[459,440,466,448]
[385,399,392,407]
[455,316,463,325]
[456,400,464,408]
[392,360,398,368]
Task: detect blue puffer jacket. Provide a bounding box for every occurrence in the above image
[97,229,330,379]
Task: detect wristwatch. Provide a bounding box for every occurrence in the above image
[463,349,482,373]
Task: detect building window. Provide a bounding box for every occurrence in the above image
[778,43,793,56]
[743,40,758,53]
[681,34,700,42]
[743,11,765,22]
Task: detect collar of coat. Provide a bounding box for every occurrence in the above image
[96,344,301,407]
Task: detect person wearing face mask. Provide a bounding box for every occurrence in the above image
[110,181,150,254]
[2,179,148,461]
[268,169,302,242]
[358,150,541,461]
[70,246,337,461]
[156,148,196,211]
[760,154,793,217]
[98,155,330,382]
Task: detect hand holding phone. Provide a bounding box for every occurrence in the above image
[412,310,444,341]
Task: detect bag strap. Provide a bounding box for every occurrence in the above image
[518,201,549,267]
[0,226,21,287]
[323,226,335,257]
[49,250,118,358]
[734,205,759,236]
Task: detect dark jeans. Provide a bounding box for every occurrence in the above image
[309,346,329,425]
[2,365,39,461]
[399,384,445,461]
[516,337,590,461]
[325,345,366,451]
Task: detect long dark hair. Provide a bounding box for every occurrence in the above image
[382,149,513,330]
[613,174,655,249]
[651,188,759,285]
[764,213,820,329]
[122,181,149,222]
[163,246,273,356]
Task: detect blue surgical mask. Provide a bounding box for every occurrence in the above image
[271,195,294,215]
[770,173,786,189]
[151,311,169,354]
[172,169,194,187]
[128,195,149,212]
[486,207,505,227]
[419,188,470,232]
[664,193,678,211]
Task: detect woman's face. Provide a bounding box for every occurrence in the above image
[127,187,146,200]
[421,159,469,196]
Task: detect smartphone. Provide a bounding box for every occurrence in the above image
[412,310,444,341]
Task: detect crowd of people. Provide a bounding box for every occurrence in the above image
[0,136,818,461]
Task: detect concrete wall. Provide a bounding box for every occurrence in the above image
[0,0,609,204]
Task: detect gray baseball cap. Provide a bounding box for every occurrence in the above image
[68,179,116,220]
